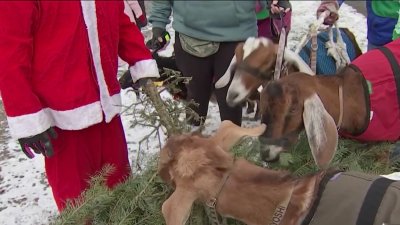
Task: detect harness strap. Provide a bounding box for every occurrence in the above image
[310,31,318,74]
[337,85,343,129]
[377,46,400,110]
[273,12,287,81]
[355,177,395,225]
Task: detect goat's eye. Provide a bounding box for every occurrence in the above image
[289,106,297,114]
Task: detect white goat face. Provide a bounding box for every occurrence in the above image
[215,37,274,106]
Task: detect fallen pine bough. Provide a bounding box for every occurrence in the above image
[53,135,398,225]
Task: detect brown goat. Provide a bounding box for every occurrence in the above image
[158,121,400,225]
[258,70,366,168]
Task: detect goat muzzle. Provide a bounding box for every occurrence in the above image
[258,132,299,162]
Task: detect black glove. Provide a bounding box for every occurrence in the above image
[18,127,57,159]
[146,27,171,53]
[119,70,134,90]
[137,77,153,87]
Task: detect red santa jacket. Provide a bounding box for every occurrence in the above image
[0,1,159,139]
[341,39,400,141]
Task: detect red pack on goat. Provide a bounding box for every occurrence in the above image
[342,39,400,141]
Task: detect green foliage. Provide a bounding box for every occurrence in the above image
[267,132,398,176]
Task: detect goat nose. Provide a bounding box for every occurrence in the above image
[260,148,270,161]
[229,92,239,100]
[260,146,281,163]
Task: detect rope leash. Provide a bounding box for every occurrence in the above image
[273,11,288,80]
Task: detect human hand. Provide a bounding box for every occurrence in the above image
[119,70,134,90]
[317,0,339,26]
[270,1,291,15]
[145,28,170,53]
[18,128,57,159]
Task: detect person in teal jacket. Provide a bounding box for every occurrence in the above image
[318,0,400,50]
[148,1,267,128]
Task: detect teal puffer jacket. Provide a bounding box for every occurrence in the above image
[149,0,264,42]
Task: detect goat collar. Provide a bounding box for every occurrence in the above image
[236,63,274,80]
[206,161,235,225]
[337,85,344,129]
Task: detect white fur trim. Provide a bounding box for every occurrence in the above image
[129,59,160,83]
[7,102,104,139]
[124,1,136,23]
[126,0,143,18]
[81,1,122,123]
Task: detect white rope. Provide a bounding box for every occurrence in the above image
[295,11,330,54]
[295,10,352,73]
[325,22,351,71]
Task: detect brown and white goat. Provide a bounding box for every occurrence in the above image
[215,37,314,107]
[220,37,400,168]
[158,121,400,225]
[258,69,369,168]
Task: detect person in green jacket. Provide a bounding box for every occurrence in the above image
[148,1,266,128]
[318,0,400,50]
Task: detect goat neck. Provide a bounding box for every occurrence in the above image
[314,67,368,135]
[215,159,322,225]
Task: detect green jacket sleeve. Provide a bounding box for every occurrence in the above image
[393,7,400,40]
[149,0,172,29]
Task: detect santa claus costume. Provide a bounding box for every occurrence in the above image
[0,0,159,210]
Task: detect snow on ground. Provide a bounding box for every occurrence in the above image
[0,2,370,224]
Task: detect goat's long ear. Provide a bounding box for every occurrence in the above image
[211,120,266,151]
[303,94,338,169]
[215,43,244,89]
[158,135,191,183]
[162,188,197,225]
[284,49,315,76]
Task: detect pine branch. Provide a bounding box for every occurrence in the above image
[142,81,181,136]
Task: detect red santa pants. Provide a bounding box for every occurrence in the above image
[44,116,131,211]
